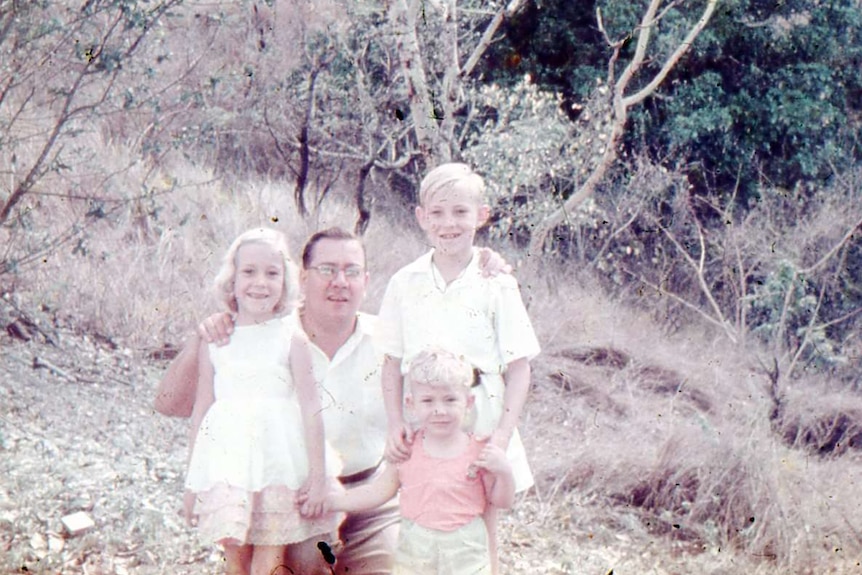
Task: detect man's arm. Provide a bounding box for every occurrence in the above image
[154,312,235,417]
[153,335,201,418]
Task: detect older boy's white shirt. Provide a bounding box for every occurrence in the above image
[282,311,387,476]
[375,248,541,373]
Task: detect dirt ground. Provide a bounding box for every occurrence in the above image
[0,324,766,575]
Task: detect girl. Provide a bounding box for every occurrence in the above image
[312,347,515,575]
[184,228,341,575]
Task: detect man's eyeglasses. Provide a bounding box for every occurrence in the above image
[307,264,365,279]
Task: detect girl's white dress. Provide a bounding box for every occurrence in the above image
[185,318,342,546]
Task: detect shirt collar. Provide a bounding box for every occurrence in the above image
[403,248,481,278]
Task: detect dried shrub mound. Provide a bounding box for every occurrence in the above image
[632,364,712,414]
[604,433,780,559]
[772,386,862,456]
[556,346,631,369]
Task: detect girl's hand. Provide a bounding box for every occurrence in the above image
[183,490,199,527]
[298,474,328,518]
[384,422,414,463]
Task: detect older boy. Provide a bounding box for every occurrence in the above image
[376,163,541,574]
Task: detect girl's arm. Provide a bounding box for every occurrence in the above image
[291,333,328,517]
[329,464,400,513]
[382,354,412,462]
[476,444,515,510]
[491,357,531,450]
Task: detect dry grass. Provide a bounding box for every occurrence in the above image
[518,265,862,573]
[3,140,862,574]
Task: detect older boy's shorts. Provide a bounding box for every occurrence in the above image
[393,517,490,575]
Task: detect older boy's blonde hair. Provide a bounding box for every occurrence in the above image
[213,227,299,315]
[407,347,474,394]
[418,162,486,206]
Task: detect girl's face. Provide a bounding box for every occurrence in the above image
[407,381,474,438]
[415,184,489,260]
[233,242,285,324]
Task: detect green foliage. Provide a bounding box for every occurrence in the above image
[750,260,845,368]
[463,77,577,241]
[484,0,862,199]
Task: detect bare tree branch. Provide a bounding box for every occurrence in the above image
[528,0,718,253]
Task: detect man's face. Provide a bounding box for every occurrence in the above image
[300,238,368,322]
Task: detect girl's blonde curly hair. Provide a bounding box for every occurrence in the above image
[213,228,299,315]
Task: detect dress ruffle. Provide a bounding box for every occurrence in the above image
[194,482,343,546]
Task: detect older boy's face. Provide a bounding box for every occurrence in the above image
[300,238,368,323]
[415,183,489,258]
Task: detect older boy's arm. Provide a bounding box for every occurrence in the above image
[477,444,515,509]
[382,355,412,462]
[492,357,531,449]
[154,335,201,418]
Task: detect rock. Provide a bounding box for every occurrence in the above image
[48,532,65,552]
[61,511,95,536]
[29,532,47,550]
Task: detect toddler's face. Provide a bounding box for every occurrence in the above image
[415,184,489,258]
[233,242,285,324]
[407,381,473,437]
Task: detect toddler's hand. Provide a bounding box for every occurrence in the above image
[384,423,414,463]
[197,312,235,346]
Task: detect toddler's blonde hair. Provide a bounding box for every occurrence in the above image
[213,228,299,315]
[418,162,486,206]
[407,347,474,394]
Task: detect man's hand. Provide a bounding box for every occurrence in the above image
[197,312,235,346]
[477,247,513,278]
[384,422,414,463]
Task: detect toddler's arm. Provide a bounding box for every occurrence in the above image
[382,355,413,462]
[476,443,515,509]
[491,357,531,450]
[328,464,400,513]
[292,333,328,518]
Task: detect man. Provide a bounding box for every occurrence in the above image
[156,227,397,575]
